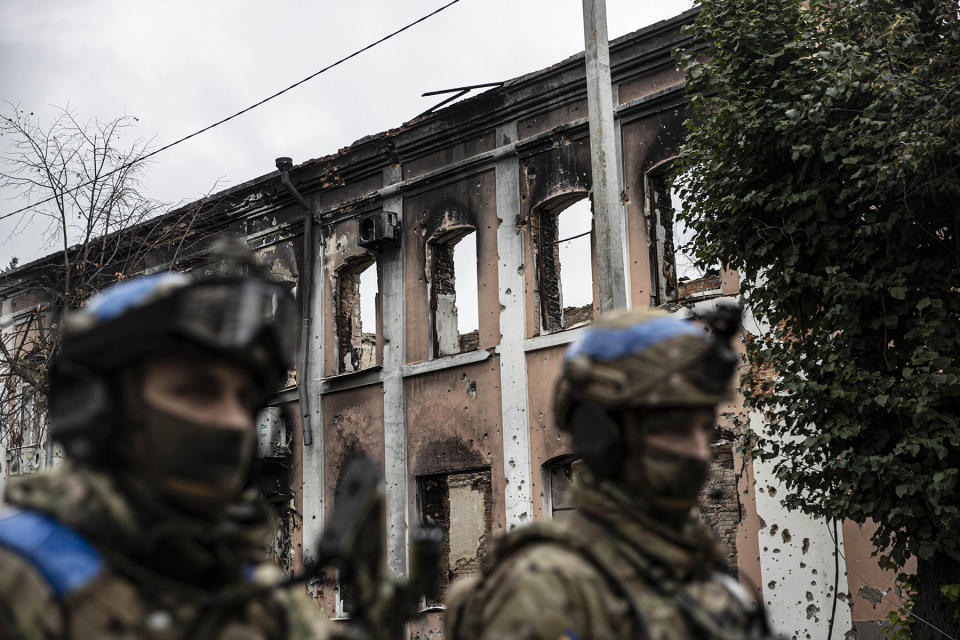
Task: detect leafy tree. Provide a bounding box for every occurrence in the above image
[675,1,959,636]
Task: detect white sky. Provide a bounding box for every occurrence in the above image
[0,0,693,267]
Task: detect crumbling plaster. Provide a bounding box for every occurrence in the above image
[319,384,386,610]
[404,360,506,536]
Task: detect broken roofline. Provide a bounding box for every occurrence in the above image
[296,7,699,175]
[1,7,699,286]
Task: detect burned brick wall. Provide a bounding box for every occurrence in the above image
[619,103,688,308]
[520,139,593,337]
[336,266,363,372]
[335,257,376,373]
[535,208,563,331]
[700,440,740,573]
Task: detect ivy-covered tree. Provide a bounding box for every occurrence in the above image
[675,1,959,637]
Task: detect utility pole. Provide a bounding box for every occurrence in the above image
[582,0,628,313]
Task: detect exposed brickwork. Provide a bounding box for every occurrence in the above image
[336,261,374,373]
[679,273,722,299]
[562,303,593,327]
[459,329,479,353]
[538,211,563,330]
[432,241,457,297]
[419,469,493,607]
[699,440,740,573]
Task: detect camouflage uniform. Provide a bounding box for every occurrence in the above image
[0,264,332,640]
[446,472,763,640]
[0,463,329,640]
[446,307,770,640]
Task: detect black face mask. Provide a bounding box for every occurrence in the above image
[638,444,711,512]
[132,404,255,514]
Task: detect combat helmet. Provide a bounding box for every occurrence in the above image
[49,246,297,464]
[553,302,740,472]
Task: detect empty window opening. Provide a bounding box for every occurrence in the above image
[336,259,379,373]
[649,170,721,303]
[430,229,479,357]
[417,468,492,606]
[538,197,594,332]
[543,455,578,521]
[670,175,721,299]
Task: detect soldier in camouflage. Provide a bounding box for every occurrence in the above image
[0,260,331,639]
[446,305,773,640]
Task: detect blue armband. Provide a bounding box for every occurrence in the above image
[0,509,102,596]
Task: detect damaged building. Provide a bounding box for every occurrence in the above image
[0,9,905,639]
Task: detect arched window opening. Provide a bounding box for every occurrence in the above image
[648,167,721,303]
[543,454,578,520]
[429,228,479,358]
[537,195,594,332]
[336,258,379,373]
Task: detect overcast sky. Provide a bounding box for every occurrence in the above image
[0,0,693,267]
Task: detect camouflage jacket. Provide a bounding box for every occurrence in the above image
[0,464,329,640]
[446,476,769,640]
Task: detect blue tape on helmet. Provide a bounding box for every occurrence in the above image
[84,272,190,321]
[565,317,702,361]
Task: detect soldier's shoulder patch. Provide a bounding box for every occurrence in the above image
[0,509,102,596]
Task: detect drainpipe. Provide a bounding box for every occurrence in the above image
[276,157,315,446]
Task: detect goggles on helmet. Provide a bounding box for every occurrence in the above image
[63,273,298,393]
[169,279,296,367]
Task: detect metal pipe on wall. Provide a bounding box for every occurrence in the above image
[275,157,315,446]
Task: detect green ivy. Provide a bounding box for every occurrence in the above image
[675,0,960,599]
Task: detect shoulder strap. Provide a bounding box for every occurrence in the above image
[0,509,103,597]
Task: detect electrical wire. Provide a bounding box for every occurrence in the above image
[825,521,956,640]
[826,518,838,640]
[0,0,464,223]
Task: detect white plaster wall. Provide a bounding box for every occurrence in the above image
[495,122,534,530]
[741,302,855,639]
[301,222,326,571]
[750,410,855,640]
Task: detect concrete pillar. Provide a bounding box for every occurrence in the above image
[582,0,628,313]
[381,165,409,575]
[301,220,326,570]
[495,123,533,529]
[613,95,632,308]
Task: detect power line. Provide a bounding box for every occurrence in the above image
[0,0,463,223]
